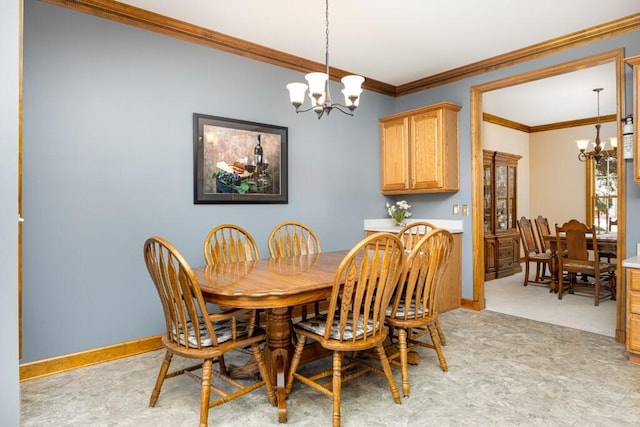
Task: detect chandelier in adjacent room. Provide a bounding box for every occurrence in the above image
[576,88,617,163]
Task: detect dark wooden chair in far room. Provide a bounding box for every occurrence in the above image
[555,220,616,306]
[517,216,553,288]
[385,229,453,397]
[285,233,404,427]
[144,236,276,427]
[599,218,618,263]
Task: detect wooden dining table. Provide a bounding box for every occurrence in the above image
[192,250,349,424]
[542,232,617,294]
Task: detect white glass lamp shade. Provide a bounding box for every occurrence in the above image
[341,75,364,98]
[305,72,328,97]
[609,137,618,149]
[286,82,308,106]
[576,139,590,151]
[342,88,362,107]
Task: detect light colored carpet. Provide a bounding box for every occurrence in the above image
[485,264,616,337]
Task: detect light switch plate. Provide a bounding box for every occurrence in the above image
[453,204,459,215]
[462,205,469,216]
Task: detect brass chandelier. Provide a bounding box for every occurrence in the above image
[576,88,617,163]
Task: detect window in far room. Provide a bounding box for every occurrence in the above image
[586,154,617,233]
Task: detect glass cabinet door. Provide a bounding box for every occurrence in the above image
[507,165,516,229]
[483,164,492,232]
[495,165,507,198]
[496,199,507,231]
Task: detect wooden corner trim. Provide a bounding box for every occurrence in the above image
[396,14,640,96]
[39,0,395,95]
[484,113,618,133]
[41,2,639,98]
[19,335,163,381]
[460,298,483,310]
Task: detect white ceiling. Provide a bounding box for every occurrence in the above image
[115,0,638,125]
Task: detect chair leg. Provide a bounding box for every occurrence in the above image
[332,351,342,427]
[434,319,446,346]
[285,335,306,396]
[523,261,530,286]
[149,350,173,407]
[374,344,401,404]
[427,324,448,372]
[199,359,213,427]
[252,342,277,407]
[397,329,409,397]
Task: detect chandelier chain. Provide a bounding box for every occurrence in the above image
[325,0,329,75]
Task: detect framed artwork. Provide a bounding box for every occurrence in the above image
[193,113,288,204]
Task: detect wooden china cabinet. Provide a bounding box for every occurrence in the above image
[483,150,522,281]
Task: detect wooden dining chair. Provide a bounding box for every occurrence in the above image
[285,232,404,427]
[555,220,616,305]
[143,237,276,427]
[385,228,452,397]
[599,218,618,262]
[268,221,322,320]
[394,221,446,345]
[396,221,437,252]
[517,216,553,288]
[268,220,321,257]
[203,224,260,265]
[534,215,552,253]
[203,224,264,355]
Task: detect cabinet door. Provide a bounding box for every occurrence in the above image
[380,117,409,192]
[495,164,507,231]
[411,110,443,190]
[507,165,517,229]
[483,163,493,232]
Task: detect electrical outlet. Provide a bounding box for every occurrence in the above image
[462,205,469,216]
[452,204,459,215]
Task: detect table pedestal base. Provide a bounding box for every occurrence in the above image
[263,307,293,423]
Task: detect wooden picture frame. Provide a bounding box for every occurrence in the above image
[193,113,288,204]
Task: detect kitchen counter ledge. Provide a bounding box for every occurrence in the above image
[364,218,463,234]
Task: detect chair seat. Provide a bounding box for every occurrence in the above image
[563,261,614,272]
[176,317,249,347]
[296,313,376,341]
[528,252,552,261]
[385,301,426,318]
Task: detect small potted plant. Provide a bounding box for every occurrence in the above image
[386,200,412,226]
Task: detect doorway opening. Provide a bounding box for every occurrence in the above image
[470,49,627,342]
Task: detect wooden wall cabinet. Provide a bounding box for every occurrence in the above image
[626,55,640,184]
[379,102,461,195]
[483,150,522,281]
[626,267,640,364]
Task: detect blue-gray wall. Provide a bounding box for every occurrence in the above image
[19,0,640,365]
[1,0,21,425]
[21,0,398,363]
